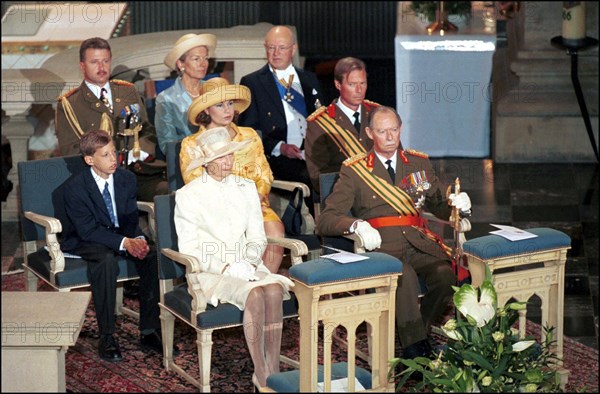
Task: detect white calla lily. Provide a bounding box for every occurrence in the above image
[453,281,497,327]
[512,340,536,352]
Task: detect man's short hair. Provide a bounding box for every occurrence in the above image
[79,37,112,62]
[367,106,402,128]
[80,130,112,157]
[334,57,366,83]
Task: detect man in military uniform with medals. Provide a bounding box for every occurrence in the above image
[55,37,167,202]
[305,57,402,195]
[317,106,472,360]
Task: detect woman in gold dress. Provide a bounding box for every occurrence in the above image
[181,78,285,273]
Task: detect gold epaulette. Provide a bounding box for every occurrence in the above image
[343,152,367,166]
[363,99,380,108]
[306,105,326,122]
[111,79,134,87]
[405,148,429,159]
[57,86,79,101]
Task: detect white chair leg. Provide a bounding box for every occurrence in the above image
[115,285,124,316]
[160,309,176,369]
[25,269,38,292]
[198,329,214,393]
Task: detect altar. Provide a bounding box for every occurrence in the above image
[395,2,496,157]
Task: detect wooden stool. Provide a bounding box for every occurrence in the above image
[463,227,571,387]
[266,252,403,392]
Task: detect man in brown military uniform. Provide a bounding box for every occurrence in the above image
[55,37,167,201]
[317,106,472,359]
[306,57,402,195]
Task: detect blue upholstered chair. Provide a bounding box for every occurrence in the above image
[266,252,403,392]
[153,193,307,391]
[17,155,153,319]
[164,140,184,192]
[318,172,366,253]
[164,140,322,259]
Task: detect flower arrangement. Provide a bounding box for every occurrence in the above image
[410,1,473,22]
[388,267,564,393]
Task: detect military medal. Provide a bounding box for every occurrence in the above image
[401,170,431,194]
[277,74,295,102]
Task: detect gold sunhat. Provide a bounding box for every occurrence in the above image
[187,77,251,126]
[164,33,217,71]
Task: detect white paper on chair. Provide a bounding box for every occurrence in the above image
[489,224,538,241]
[317,377,365,392]
[320,246,369,264]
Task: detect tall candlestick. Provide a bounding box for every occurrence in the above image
[562,2,586,42]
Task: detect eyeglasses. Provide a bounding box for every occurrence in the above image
[265,44,294,53]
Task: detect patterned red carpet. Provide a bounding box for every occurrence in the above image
[2,272,598,393]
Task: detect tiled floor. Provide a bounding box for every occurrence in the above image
[429,159,599,350]
[2,159,598,350]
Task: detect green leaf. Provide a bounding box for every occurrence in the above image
[462,350,494,370]
[492,355,510,378]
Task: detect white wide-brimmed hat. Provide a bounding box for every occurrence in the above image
[185,127,251,173]
[164,33,217,71]
[187,77,251,126]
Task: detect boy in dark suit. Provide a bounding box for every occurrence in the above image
[61,130,163,362]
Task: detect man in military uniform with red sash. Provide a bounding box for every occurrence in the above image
[317,106,472,360]
[306,57,402,194]
[55,37,167,202]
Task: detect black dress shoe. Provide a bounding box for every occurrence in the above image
[98,335,123,362]
[141,331,179,355]
[402,338,433,360]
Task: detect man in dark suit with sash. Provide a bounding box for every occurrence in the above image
[61,130,164,362]
[238,25,324,203]
[317,106,472,359]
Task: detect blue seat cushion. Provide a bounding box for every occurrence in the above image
[266,362,372,392]
[289,252,402,286]
[463,227,571,260]
[163,283,298,329]
[26,248,139,288]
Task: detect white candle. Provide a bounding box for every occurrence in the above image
[562,2,586,40]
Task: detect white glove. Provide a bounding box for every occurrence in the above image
[354,221,382,251]
[448,192,472,216]
[457,218,472,233]
[224,260,259,281]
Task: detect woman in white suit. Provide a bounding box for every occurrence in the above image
[173,126,294,389]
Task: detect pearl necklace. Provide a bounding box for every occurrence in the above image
[183,81,201,98]
[186,89,199,98]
